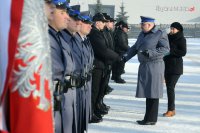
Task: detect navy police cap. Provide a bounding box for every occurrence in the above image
[80,11,93,24]
[140,16,155,23]
[52,0,66,5]
[69,5,82,20]
[52,0,68,9]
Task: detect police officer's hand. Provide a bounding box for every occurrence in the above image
[140,50,149,57]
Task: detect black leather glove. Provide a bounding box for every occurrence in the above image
[117,56,122,62]
[121,56,127,62]
[140,50,149,57]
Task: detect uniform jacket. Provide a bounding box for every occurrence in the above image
[50,28,77,133]
[75,33,94,75]
[88,26,120,69]
[126,27,170,98]
[59,31,75,76]
[114,28,130,55]
[164,31,187,75]
[49,26,65,81]
[61,30,84,76]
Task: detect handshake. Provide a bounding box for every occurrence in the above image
[118,55,127,63]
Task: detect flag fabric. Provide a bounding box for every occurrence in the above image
[0,0,24,132]
[1,0,54,133]
[0,0,23,103]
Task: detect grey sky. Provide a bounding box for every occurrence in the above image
[70,0,200,24]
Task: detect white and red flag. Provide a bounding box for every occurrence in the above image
[0,0,54,133]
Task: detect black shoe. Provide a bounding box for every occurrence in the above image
[105,86,114,95]
[114,78,126,84]
[95,104,108,115]
[136,120,156,125]
[89,114,103,123]
[99,103,110,111]
[102,102,110,110]
[99,102,110,111]
[95,113,103,119]
[95,108,108,115]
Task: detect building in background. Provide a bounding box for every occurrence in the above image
[88,4,115,18]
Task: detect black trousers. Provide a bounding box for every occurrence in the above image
[91,68,104,113]
[144,98,159,122]
[103,69,112,96]
[97,67,110,103]
[165,74,181,111]
[112,60,125,78]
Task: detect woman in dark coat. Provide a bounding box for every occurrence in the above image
[163,22,187,117]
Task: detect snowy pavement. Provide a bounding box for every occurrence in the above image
[88,38,200,133]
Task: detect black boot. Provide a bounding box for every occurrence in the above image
[99,102,110,111]
[95,104,108,115]
[114,76,126,84]
[101,100,110,110]
[89,113,103,123]
[105,85,114,95]
[136,120,156,125]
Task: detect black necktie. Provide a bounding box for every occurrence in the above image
[56,32,62,46]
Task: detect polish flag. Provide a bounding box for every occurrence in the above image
[0,0,54,133]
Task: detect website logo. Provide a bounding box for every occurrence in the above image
[156,6,195,12]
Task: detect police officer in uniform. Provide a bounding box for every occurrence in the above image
[76,11,94,132]
[61,5,86,133]
[48,0,77,133]
[123,16,169,125]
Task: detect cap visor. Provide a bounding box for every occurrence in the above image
[102,19,109,22]
[56,4,67,10]
[84,20,93,24]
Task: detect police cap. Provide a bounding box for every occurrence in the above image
[122,22,130,29]
[68,5,82,21]
[140,16,155,23]
[80,11,93,24]
[52,0,68,9]
[93,13,109,22]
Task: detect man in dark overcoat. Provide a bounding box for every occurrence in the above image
[88,13,121,123]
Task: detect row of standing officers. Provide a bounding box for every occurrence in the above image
[45,0,130,133]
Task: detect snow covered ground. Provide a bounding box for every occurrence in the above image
[88,38,200,133]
